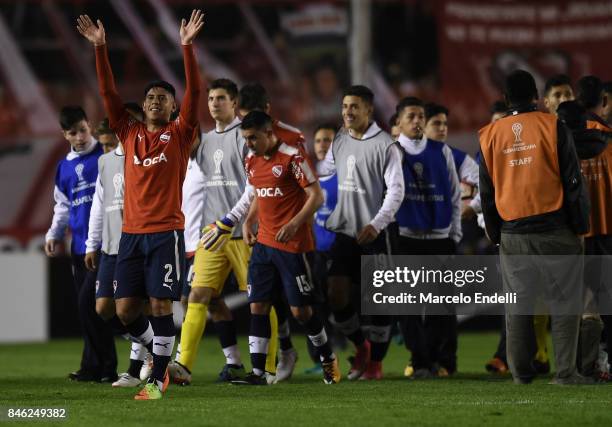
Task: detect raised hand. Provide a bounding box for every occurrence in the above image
[76,15,106,46]
[180,9,205,45]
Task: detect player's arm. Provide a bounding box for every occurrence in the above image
[84,175,104,270]
[45,183,70,257]
[360,143,404,245]
[242,195,258,246]
[200,182,255,251]
[77,16,126,128]
[190,128,202,158]
[296,131,306,150]
[461,155,480,187]
[226,184,255,225]
[276,152,322,243]
[443,145,462,244]
[276,182,323,243]
[178,10,204,131]
[317,140,336,177]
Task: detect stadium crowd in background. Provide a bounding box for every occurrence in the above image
[40,9,612,400]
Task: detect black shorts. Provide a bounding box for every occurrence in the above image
[327,230,391,285]
[95,252,117,299]
[247,243,314,307]
[182,256,195,298]
[114,230,186,300]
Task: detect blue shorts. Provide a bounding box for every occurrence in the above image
[182,256,195,298]
[95,252,117,299]
[114,230,186,300]
[247,243,314,307]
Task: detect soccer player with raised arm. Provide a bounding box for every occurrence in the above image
[231,111,341,385]
[77,10,203,400]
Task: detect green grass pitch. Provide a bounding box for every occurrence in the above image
[2,332,612,426]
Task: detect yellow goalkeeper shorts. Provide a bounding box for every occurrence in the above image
[192,239,250,293]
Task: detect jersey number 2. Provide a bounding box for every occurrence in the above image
[164,264,173,284]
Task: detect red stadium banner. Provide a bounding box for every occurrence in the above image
[436,0,612,130]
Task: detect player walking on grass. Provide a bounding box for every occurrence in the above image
[318,85,404,380]
[77,9,204,399]
[231,111,341,385]
[169,79,278,384]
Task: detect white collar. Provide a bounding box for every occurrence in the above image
[66,136,98,160]
[398,133,428,155]
[114,144,124,156]
[216,116,241,133]
[348,122,381,140]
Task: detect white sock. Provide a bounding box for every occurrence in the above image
[308,328,328,347]
[130,342,147,361]
[223,344,242,366]
[131,323,154,347]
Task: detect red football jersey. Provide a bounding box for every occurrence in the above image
[95,44,200,234]
[115,115,196,233]
[245,142,317,253]
[273,120,305,149]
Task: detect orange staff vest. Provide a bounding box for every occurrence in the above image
[479,111,563,221]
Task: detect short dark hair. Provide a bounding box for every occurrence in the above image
[314,123,337,135]
[96,118,113,135]
[603,81,612,94]
[239,83,269,112]
[59,106,88,130]
[395,97,424,115]
[504,69,538,105]
[424,103,449,122]
[544,74,572,96]
[343,85,374,105]
[490,100,508,114]
[144,80,176,98]
[209,78,238,100]
[557,100,587,131]
[577,75,603,110]
[388,113,398,128]
[241,110,273,131]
